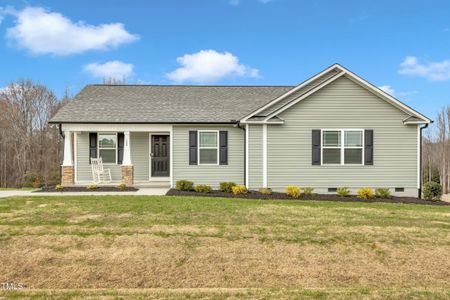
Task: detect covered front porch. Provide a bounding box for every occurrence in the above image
[60,124,173,187]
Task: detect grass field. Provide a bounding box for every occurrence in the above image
[0,195,450,299]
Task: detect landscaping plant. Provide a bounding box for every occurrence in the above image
[220,182,236,193]
[231,185,247,195]
[336,187,350,197]
[375,188,391,199]
[303,187,314,196]
[86,184,98,190]
[22,171,43,188]
[176,180,194,191]
[357,187,375,199]
[117,182,127,191]
[285,185,301,198]
[258,188,272,195]
[195,184,212,193]
[422,181,442,201]
[55,184,64,191]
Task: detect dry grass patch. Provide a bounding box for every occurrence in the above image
[0,195,449,296]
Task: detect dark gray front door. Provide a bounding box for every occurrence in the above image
[151,135,170,177]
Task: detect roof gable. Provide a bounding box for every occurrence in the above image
[241,64,431,124]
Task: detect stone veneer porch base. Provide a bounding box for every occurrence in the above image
[61,166,74,185]
[121,165,134,185]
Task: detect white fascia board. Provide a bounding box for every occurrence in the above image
[240,64,344,122]
[61,123,172,132]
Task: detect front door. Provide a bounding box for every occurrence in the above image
[151,135,170,177]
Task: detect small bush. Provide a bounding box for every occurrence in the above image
[423,181,442,201]
[195,184,212,193]
[220,182,236,193]
[232,185,247,195]
[86,183,98,190]
[375,188,391,199]
[285,185,301,198]
[55,184,64,191]
[357,187,375,199]
[336,187,350,197]
[258,188,272,195]
[22,171,43,188]
[303,187,314,196]
[45,172,60,187]
[117,182,127,191]
[176,180,194,191]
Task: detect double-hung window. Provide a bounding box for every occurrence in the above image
[322,129,363,165]
[198,131,218,164]
[98,133,117,164]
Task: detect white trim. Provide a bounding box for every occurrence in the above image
[263,72,345,121]
[321,129,364,166]
[262,124,267,188]
[197,130,220,165]
[245,124,249,188]
[62,131,73,166]
[240,64,342,122]
[97,132,118,165]
[61,123,172,132]
[122,131,132,166]
[417,125,420,189]
[73,132,78,183]
[170,125,174,188]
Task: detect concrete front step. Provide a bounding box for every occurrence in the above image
[442,194,450,202]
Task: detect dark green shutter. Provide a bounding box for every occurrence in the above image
[364,129,373,165]
[189,131,198,165]
[312,130,321,165]
[219,131,228,165]
[89,133,97,164]
[117,133,124,164]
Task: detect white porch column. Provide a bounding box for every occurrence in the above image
[62,131,73,166]
[122,131,132,166]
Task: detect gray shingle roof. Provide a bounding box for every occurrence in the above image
[50,85,294,123]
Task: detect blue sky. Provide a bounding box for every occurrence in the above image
[0,0,449,119]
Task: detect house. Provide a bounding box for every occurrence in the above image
[49,64,431,197]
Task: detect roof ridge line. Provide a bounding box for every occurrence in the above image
[88,84,296,88]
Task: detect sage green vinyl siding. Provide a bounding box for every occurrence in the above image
[173,125,244,187]
[265,76,418,195]
[131,132,149,181]
[75,132,122,182]
[75,132,149,182]
[247,125,263,189]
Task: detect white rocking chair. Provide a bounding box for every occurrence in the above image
[91,158,112,184]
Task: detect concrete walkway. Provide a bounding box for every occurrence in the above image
[0,188,169,198]
[442,194,450,202]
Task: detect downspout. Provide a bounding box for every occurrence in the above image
[235,121,246,187]
[419,123,430,198]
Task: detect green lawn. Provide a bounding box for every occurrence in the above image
[0,195,450,299]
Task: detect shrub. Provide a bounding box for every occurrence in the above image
[117,182,127,191]
[423,181,442,201]
[375,188,391,199]
[258,188,272,195]
[55,184,64,191]
[195,184,212,193]
[336,187,350,197]
[176,180,194,191]
[22,171,43,188]
[285,185,301,198]
[357,187,375,199]
[86,184,98,190]
[220,182,236,193]
[45,172,60,187]
[232,185,247,195]
[303,187,314,196]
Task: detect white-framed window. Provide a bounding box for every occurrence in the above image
[98,133,117,164]
[321,129,364,165]
[198,130,219,165]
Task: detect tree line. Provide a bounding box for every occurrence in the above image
[0,80,71,188]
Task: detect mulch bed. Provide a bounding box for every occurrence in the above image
[36,186,139,193]
[166,189,450,206]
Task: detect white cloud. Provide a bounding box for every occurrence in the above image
[166,50,260,83]
[84,61,134,81]
[6,6,138,55]
[398,56,450,81]
[378,85,395,95]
